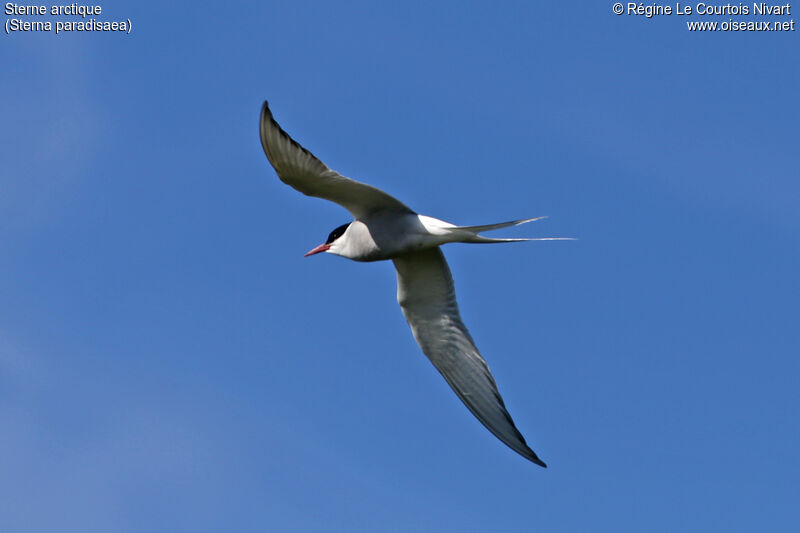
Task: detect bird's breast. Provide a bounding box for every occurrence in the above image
[340,215,445,261]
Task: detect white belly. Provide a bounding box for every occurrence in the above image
[336,214,458,262]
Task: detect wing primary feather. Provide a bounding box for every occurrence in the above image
[393,247,547,467]
[259,101,414,218]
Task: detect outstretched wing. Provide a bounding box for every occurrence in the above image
[393,248,546,466]
[259,101,413,219]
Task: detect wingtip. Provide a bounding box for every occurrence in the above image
[259,100,272,155]
[260,100,272,121]
[524,447,547,468]
[517,437,547,467]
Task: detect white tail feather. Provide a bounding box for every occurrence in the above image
[451,216,573,244]
[467,236,575,243]
[454,216,547,234]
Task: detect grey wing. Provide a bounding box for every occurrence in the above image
[393,248,547,467]
[259,101,414,219]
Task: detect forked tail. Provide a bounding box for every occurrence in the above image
[454,216,574,243]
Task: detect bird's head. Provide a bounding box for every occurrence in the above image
[304,222,351,257]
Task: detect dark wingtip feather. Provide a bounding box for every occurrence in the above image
[260,100,272,128]
[530,454,548,468]
[259,99,325,169]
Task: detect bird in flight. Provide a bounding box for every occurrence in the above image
[259,101,569,467]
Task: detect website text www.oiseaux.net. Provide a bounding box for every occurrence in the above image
[686,18,795,30]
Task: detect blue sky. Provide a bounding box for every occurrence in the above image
[2,1,798,531]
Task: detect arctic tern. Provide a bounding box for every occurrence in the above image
[259,101,569,467]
